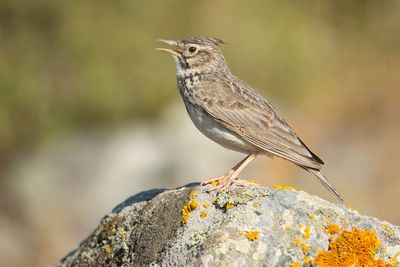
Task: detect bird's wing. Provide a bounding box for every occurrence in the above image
[197,76,323,169]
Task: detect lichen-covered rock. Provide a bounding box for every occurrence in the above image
[55,184,400,267]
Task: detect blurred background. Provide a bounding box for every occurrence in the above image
[1,0,400,266]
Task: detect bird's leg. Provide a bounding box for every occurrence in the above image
[201,154,257,191]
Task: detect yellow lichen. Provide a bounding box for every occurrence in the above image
[203,203,209,208]
[325,216,331,224]
[309,215,315,220]
[225,203,234,210]
[326,224,341,235]
[286,226,291,231]
[302,243,309,254]
[304,256,311,264]
[105,246,113,254]
[290,262,301,267]
[303,226,311,239]
[294,237,309,255]
[189,191,196,199]
[313,227,393,267]
[348,206,357,212]
[245,231,260,241]
[200,211,208,218]
[391,251,399,266]
[272,184,297,190]
[181,200,199,225]
[383,224,397,240]
[298,223,303,229]
[248,179,259,184]
[210,180,219,186]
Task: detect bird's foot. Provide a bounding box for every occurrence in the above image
[201,171,259,191]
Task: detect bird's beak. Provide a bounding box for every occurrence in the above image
[155,39,181,57]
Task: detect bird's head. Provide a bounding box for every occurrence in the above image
[156,37,229,75]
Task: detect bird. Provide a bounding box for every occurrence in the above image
[156,37,343,202]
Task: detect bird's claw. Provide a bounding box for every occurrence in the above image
[201,173,259,192]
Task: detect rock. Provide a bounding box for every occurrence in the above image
[55,184,400,267]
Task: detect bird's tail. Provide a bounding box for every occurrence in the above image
[306,168,344,202]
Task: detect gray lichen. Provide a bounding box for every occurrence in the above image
[55,184,400,267]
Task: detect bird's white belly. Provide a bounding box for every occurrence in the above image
[185,103,261,154]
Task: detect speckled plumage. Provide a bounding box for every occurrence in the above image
[157,37,342,201]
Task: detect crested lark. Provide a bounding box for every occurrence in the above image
[156,37,343,201]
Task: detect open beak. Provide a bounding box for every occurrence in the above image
[155,39,181,57]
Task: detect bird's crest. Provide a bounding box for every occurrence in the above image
[182,37,225,46]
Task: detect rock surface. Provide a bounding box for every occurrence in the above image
[55,184,400,267]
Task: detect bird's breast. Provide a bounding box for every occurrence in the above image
[184,102,261,155]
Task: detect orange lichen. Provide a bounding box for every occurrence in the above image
[245,231,260,241]
[303,226,311,239]
[290,262,301,267]
[181,200,199,225]
[295,237,301,246]
[304,256,311,264]
[313,227,393,267]
[200,211,208,218]
[272,184,297,191]
[225,203,234,210]
[203,203,209,208]
[326,224,341,235]
[189,191,196,199]
[298,223,303,229]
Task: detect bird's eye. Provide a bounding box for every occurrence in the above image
[188,46,197,53]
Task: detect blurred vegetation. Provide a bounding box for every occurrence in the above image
[0,0,399,177]
[1,0,400,172]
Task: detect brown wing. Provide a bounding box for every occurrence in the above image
[196,75,323,170]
